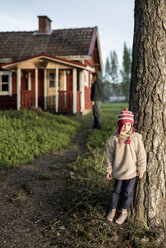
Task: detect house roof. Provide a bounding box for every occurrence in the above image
[1,54,87,70]
[0,27,98,61]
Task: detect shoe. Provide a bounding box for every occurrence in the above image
[115,209,128,224]
[106,209,116,222]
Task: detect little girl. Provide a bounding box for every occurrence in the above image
[106,108,146,224]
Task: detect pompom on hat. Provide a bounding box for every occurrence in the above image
[118,108,134,144]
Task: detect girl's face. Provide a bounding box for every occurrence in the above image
[121,122,132,133]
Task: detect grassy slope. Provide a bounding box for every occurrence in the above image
[48,103,160,248]
[0,109,81,167]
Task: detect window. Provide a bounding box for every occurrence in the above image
[49,72,55,88]
[0,71,12,95]
[58,72,61,88]
[48,71,62,88]
[22,71,29,90]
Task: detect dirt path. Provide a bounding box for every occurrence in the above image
[0,118,91,248]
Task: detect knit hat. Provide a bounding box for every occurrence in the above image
[118,108,134,144]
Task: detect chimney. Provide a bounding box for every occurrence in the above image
[38,16,52,34]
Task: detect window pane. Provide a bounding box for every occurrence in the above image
[2,84,9,91]
[58,72,61,87]
[49,73,55,80]
[2,75,9,83]
[49,81,55,87]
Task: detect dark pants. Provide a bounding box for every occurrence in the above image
[110,177,136,210]
[92,101,101,129]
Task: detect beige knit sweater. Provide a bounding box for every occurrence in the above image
[106,131,146,180]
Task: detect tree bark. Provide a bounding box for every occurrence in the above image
[129,0,166,232]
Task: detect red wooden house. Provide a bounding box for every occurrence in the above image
[0,16,102,114]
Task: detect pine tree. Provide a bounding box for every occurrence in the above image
[109,51,119,84]
[98,71,110,101]
[120,43,132,100]
[102,51,122,101]
[104,56,111,82]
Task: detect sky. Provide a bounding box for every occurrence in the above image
[0,0,134,69]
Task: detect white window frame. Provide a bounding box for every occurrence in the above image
[83,70,89,87]
[0,71,12,96]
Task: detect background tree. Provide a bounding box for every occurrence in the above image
[104,51,119,84]
[130,0,166,235]
[104,56,111,82]
[109,51,119,84]
[101,51,120,101]
[109,51,122,98]
[98,70,111,101]
[120,42,132,100]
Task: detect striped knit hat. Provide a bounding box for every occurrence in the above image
[118,108,134,144]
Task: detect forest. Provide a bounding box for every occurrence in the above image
[101,42,132,102]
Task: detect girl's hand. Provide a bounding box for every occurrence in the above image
[137,171,144,179]
[106,173,112,180]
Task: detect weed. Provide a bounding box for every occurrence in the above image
[10,189,28,207]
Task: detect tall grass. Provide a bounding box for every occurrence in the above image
[0,109,80,167]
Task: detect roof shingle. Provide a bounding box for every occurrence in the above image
[0,27,95,60]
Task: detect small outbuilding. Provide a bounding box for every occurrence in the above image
[0,16,102,114]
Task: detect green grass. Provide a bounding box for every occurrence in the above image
[0,103,161,247]
[0,109,81,167]
[47,102,160,248]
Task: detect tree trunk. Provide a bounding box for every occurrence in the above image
[129,0,166,232]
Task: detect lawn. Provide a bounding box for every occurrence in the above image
[0,109,81,167]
